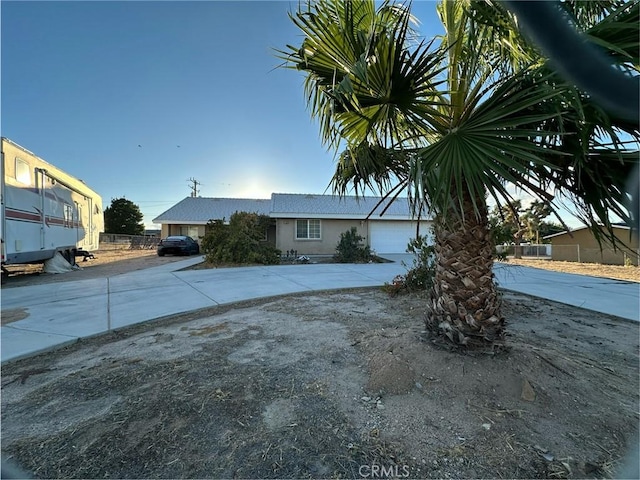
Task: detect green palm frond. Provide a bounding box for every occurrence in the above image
[278,0,447,150]
[330,143,411,197]
[562,0,631,29]
[584,0,639,71]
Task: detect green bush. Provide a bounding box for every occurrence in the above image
[383,234,435,295]
[201,212,280,265]
[334,227,372,263]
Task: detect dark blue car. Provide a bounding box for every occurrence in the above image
[157,235,200,256]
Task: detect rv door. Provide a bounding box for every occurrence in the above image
[36,168,46,249]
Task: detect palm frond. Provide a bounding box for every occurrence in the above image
[281,0,639,244]
[278,0,447,151]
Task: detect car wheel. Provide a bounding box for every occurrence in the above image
[158,251,165,257]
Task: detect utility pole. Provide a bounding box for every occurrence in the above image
[187,178,201,197]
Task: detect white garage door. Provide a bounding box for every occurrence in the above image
[370,221,430,254]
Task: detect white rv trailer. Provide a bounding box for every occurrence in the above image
[1,137,104,267]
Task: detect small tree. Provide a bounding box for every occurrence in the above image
[538,221,564,240]
[521,201,554,244]
[334,227,372,263]
[490,201,560,255]
[201,212,280,265]
[104,197,144,235]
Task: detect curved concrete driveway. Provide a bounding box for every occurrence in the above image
[1,255,638,363]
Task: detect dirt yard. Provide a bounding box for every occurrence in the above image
[1,251,638,479]
[502,258,640,283]
[2,289,638,479]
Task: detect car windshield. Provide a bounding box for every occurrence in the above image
[165,236,186,241]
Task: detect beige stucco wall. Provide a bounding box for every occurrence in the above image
[161,224,206,241]
[550,227,639,265]
[276,219,367,255]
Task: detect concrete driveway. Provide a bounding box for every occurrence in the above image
[1,255,638,363]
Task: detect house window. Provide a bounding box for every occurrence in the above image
[15,158,31,185]
[296,219,321,239]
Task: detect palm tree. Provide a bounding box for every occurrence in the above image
[280,0,639,350]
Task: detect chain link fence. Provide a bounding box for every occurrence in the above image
[496,243,640,265]
[495,244,552,259]
[99,233,160,250]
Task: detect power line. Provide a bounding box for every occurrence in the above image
[187,177,201,197]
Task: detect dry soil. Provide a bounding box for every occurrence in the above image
[501,258,639,283]
[1,252,638,479]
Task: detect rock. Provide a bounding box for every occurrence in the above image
[482,423,491,430]
[521,379,536,402]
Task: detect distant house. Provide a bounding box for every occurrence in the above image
[544,225,639,265]
[152,193,432,255]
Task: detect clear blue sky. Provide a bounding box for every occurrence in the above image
[3,0,601,231]
[1,0,444,229]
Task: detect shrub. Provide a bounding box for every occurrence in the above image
[383,234,435,296]
[334,227,372,263]
[201,212,280,265]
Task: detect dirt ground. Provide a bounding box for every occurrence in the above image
[1,290,638,479]
[1,248,192,288]
[502,258,640,283]
[1,250,639,479]
[1,250,640,478]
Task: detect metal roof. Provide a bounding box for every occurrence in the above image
[543,224,632,240]
[152,197,272,224]
[270,193,427,220]
[153,194,431,224]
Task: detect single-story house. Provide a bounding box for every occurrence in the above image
[543,225,639,265]
[153,193,432,255]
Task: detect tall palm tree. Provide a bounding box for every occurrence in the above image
[280,0,639,350]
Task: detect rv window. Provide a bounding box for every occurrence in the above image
[64,204,73,227]
[15,158,31,185]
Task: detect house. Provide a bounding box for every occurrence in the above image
[152,193,432,255]
[544,225,639,265]
[153,197,272,240]
[270,193,430,254]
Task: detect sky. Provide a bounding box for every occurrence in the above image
[2,0,614,231]
[1,0,445,229]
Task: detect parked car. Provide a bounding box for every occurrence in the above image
[157,236,200,256]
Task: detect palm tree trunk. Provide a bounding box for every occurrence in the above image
[426,189,505,350]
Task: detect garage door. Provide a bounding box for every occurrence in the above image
[369,221,431,254]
